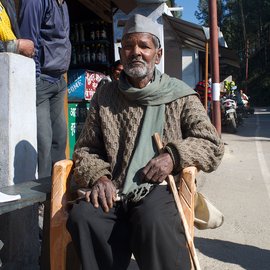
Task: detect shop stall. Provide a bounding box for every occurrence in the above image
[65,0,136,158]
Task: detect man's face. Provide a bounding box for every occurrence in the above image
[120,33,162,79]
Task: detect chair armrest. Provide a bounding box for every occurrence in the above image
[50,159,74,270]
[50,159,74,223]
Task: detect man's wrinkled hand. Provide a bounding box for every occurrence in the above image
[90,176,117,213]
[141,152,173,183]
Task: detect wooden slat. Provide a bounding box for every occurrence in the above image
[180,177,192,207]
[78,0,112,23]
[111,0,137,14]
[180,167,197,239]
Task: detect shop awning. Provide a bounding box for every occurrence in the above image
[162,14,240,68]
[78,0,137,22]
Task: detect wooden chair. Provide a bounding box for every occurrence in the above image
[50,160,197,270]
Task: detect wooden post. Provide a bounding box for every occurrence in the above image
[204,41,209,111]
[209,0,222,135]
[64,73,70,159]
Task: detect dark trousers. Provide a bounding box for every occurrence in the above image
[67,185,191,270]
[36,75,67,178]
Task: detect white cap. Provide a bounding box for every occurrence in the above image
[122,14,160,43]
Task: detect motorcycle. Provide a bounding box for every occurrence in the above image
[221,95,238,133]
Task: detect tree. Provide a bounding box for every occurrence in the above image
[195,0,225,26]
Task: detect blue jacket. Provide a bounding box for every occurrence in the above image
[19,0,71,79]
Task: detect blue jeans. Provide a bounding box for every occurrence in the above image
[36,75,67,178]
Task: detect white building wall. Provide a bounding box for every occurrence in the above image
[182,48,200,88]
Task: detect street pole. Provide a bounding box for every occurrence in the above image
[204,41,209,111]
[209,0,221,135]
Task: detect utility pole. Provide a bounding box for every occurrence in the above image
[209,0,221,135]
[239,0,249,93]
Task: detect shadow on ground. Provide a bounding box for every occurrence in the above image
[195,237,270,270]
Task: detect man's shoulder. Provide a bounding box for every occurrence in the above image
[96,80,118,96]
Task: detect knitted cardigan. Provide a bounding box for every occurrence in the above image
[73,80,224,189]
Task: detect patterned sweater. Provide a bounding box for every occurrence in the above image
[73,80,224,189]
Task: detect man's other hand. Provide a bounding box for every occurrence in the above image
[141,153,173,183]
[90,176,117,213]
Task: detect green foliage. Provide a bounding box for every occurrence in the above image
[195,0,226,26]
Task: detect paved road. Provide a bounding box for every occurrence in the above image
[196,107,270,270]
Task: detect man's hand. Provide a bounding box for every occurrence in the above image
[89,176,117,213]
[17,39,35,58]
[141,152,174,183]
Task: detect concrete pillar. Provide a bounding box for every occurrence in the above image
[0,53,37,188]
[0,53,39,269]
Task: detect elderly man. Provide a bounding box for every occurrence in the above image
[67,14,224,270]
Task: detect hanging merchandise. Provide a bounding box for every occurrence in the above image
[69,19,111,68]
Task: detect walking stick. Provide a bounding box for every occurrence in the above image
[153,133,201,270]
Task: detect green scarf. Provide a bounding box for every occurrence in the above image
[118,68,195,202]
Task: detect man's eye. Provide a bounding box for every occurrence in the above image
[139,43,151,49]
[123,45,132,49]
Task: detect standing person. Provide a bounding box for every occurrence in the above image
[0,0,34,56]
[67,14,224,270]
[19,0,71,178]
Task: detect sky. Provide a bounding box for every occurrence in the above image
[175,0,200,24]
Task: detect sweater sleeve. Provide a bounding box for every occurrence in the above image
[165,95,224,173]
[72,91,112,188]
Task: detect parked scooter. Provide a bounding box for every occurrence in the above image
[221,95,238,133]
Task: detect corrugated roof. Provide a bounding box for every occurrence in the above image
[162,14,240,68]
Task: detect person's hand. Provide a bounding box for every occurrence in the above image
[90,176,117,213]
[141,152,174,183]
[17,39,35,58]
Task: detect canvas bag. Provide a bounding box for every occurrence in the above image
[194,192,224,230]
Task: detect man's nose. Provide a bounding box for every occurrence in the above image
[131,45,141,57]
